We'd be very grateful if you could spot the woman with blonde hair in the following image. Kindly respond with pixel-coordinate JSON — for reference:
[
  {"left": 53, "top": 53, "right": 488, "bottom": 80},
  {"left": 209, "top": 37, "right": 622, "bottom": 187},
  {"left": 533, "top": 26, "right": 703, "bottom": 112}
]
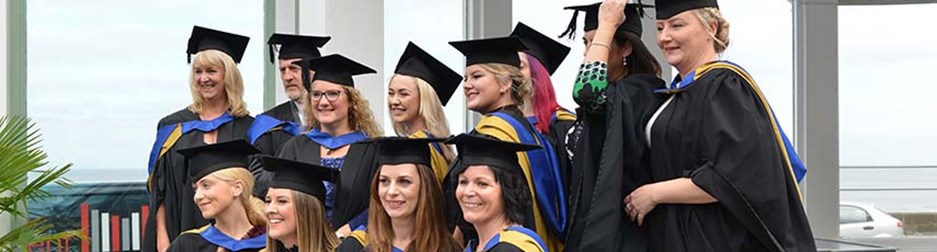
[
  {"left": 277, "top": 54, "right": 382, "bottom": 238},
  {"left": 620, "top": 0, "right": 816, "bottom": 250},
  {"left": 387, "top": 42, "right": 462, "bottom": 183},
  {"left": 167, "top": 140, "right": 268, "bottom": 252},
  {"left": 261, "top": 157, "right": 340, "bottom": 252},
  {"left": 448, "top": 37, "right": 563, "bottom": 252},
  {"left": 336, "top": 137, "right": 462, "bottom": 252},
  {"left": 144, "top": 26, "right": 254, "bottom": 252}
]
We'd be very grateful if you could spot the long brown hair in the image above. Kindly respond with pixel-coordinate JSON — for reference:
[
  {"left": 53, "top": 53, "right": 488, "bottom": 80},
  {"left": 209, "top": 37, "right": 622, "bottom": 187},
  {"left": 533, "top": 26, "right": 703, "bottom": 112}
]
[
  {"left": 366, "top": 164, "right": 461, "bottom": 252},
  {"left": 302, "top": 85, "right": 383, "bottom": 137},
  {"left": 266, "top": 190, "right": 339, "bottom": 252}
]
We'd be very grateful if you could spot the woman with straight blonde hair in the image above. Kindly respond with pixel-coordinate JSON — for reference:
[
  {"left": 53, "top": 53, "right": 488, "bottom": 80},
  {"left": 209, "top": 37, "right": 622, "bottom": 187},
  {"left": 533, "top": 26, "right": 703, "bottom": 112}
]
[
  {"left": 144, "top": 26, "right": 254, "bottom": 252},
  {"left": 277, "top": 54, "right": 382, "bottom": 238},
  {"left": 336, "top": 137, "right": 461, "bottom": 252},
  {"left": 387, "top": 42, "right": 462, "bottom": 183},
  {"left": 167, "top": 140, "right": 268, "bottom": 252},
  {"left": 261, "top": 157, "right": 340, "bottom": 252},
  {"left": 448, "top": 37, "right": 564, "bottom": 252}
]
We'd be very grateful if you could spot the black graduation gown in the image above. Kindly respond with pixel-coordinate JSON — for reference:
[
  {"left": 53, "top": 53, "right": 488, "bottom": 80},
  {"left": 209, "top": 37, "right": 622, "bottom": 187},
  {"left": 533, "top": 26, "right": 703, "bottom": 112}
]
[
  {"left": 166, "top": 225, "right": 267, "bottom": 252},
  {"left": 250, "top": 101, "right": 301, "bottom": 198},
  {"left": 539, "top": 109, "right": 576, "bottom": 195},
  {"left": 644, "top": 65, "right": 815, "bottom": 251},
  {"left": 276, "top": 134, "right": 379, "bottom": 230},
  {"left": 143, "top": 109, "right": 254, "bottom": 252},
  {"left": 565, "top": 74, "right": 664, "bottom": 252}
]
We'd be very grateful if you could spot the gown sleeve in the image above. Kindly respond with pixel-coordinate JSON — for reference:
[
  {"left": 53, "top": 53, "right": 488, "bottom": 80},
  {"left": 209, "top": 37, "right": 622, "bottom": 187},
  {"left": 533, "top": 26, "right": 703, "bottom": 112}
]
[{"left": 689, "top": 68, "right": 815, "bottom": 251}]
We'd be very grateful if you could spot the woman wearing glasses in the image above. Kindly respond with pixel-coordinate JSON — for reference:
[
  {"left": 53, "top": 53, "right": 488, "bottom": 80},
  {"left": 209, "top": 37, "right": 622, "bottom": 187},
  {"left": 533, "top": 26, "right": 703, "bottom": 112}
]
[{"left": 276, "top": 54, "right": 383, "bottom": 239}]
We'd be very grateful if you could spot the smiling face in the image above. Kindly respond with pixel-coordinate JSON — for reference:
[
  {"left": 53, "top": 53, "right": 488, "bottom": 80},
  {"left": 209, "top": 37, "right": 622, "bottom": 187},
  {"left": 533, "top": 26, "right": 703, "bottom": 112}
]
[
  {"left": 192, "top": 62, "right": 227, "bottom": 102},
  {"left": 463, "top": 65, "right": 510, "bottom": 113},
  {"left": 193, "top": 174, "right": 241, "bottom": 220},
  {"left": 264, "top": 188, "right": 297, "bottom": 244},
  {"left": 456, "top": 165, "right": 505, "bottom": 225},
  {"left": 387, "top": 75, "right": 422, "bottom": 125},
  {"left": 279, "top": 58, "right": 308, "bottom": 101},
  {"left": 378, "top": 163, "right": 421, "bottom": 220},
  {"left": 656, "top": 10, "right": 718, "bottom": 72},
  {"left": 309, "top": 81, "right": 350, "bottom": 128}
]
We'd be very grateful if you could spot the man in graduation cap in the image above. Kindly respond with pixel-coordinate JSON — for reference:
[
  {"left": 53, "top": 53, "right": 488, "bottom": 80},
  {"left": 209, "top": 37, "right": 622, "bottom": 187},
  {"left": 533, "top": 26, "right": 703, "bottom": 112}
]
[
  {"left": 277, "top": 53, "right": 382, "bottom": 238},
  {"left": 144, "top": 26, "right": 253, "bottom": 252},
  {"left": 248, "top": 33, "right": 331, "bottom": 198},
  {"left": 164, "top": 140, "right": 267, "bottom": 252}
]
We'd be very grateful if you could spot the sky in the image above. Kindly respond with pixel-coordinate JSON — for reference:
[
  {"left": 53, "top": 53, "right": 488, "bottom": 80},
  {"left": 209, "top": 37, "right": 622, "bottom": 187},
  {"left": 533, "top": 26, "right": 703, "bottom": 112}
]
[{"left": 24, "top": 0, "right": 937, "bottom": 183}]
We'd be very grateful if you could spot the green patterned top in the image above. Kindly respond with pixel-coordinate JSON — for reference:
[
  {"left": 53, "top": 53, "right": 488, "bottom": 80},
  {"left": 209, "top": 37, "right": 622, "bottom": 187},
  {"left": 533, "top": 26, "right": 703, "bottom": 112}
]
[{"left": 573, "top": 61, "right": 609, "bottom": 113}]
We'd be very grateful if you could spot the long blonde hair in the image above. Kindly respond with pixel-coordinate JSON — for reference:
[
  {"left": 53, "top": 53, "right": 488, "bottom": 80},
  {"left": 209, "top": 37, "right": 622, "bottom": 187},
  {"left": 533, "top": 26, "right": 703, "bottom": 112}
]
[
  {"left": 187, "top": 49, "right": 250, "bottom": 117},
  {"left": 390, "top": 75, "right": 455, "bottom": 161},
  {"left": 366, "top": 164, "right": 462, "bottom": 252},
  {"left": 477, "top": 63, "right": 530, "bottom": 110},
  {"left": 302, "top": 85, "right": 383, "bottom": 138},
  {"left": 266, "top": 190, "right": 339, "bottom": 252},
  {"left": 208, "top": 168, "right": 267, "bottom": 227}
]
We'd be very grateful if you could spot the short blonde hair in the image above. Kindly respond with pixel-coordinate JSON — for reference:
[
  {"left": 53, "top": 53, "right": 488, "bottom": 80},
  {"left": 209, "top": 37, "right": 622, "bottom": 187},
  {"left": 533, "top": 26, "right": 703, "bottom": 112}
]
[
  {"left": 266, "top": 190, "right": 338, "bottom": 252},
  {"left": 477, "top": 63, "right": 530, "bottom": 110},
  {"left": 187, "top": 49, "right": 250, "bottom": 117},
  {"left": 302, "top": 85, "right": 383, "bottom": 138},
  {"left": 694, "top": 7, "right": 731, "bottom": 54},
  {"left": 207, "top": 168, "right": 266, "bottom": 227},
  {"left": 390, "top": 75, "right": 455, "bottom": 161}
]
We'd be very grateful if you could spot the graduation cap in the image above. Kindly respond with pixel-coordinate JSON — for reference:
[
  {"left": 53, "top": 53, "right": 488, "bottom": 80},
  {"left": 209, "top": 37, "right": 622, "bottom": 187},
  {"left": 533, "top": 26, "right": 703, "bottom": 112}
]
[
  {"left": 655, "top": 0, "right": 718, "bottom": 20},
  {"left": 449, "top": 37, "right": 528, "bottom": 68},
  {"left": 446, "top": 134, "right": 540, "bottom": 177},
  {"left": 266, "top": 33, "right": 331, "bottom": 64},
  {"left": 375, "top": 137, "right": 446, "bottom": 168},
  {"left": 558, "top": 2, "right": 653, "bottom": 39},
  {"left": 510, "top": 22, "right": 570, "bottom": 75},
  {"left": 292, "top": 54, "right": 376, "bottom": 88},
  {"left": 187, "top": 26, "right": 250, "bottom": 64},
  {"left": 177, "top": 140, "right": 260, "bottom": 182},
  {"left": 261, "top": 156, "right": 338, "bottom": 202},
  {"left": 395, "top": 42, "right": 462, "bottom": 106}
]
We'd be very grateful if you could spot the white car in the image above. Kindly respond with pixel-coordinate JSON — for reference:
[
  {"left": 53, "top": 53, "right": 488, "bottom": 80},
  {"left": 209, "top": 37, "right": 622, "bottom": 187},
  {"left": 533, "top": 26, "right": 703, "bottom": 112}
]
[{"left": 840, "top": 202, "right": 904, "bottom": 238}]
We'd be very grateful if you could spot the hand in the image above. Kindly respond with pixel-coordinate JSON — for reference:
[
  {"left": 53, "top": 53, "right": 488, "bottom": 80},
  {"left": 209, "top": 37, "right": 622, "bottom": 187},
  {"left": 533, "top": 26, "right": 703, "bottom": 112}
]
[
  {"left": 624, "top": 183, "right": 660, "bottom": 226},
  {"left": 598, "top": 0, "right": 627, "bottom": 30},
  {"left": 336, "top": 224, "right": 352, "bottom": 238}
]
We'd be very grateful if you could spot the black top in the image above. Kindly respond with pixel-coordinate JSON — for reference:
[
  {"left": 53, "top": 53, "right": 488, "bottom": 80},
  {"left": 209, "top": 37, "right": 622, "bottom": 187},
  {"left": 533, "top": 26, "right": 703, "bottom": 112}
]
[
  {"left": 261, "top": 156, "right": 337, "bottom": 202},
  {"left": 395, "top": 42, "right": 463, "bottom": 106},
  {"left": 177, "top": 140, "right": 259, "bottom": 182},
  {"left": 294, "top": 54, "right": 376, "bottom": 88},
  {"left": 560, "top": 2, "right": 652, "bottom": 38},
  {"left": 565, "top": 74, "right": 664, "bottom": 251},
  {"left": 187, "top": 26, "right": 250, "bottom": 63},
  {"left": 450, "top": 37, "right": 528, "bottom": 68},
  {"left": 266, "top": 33, "right": 331, "bottom": 63},
  {"left": 655, "top": 0, "right": 718, "bottom": 19},
  {"left": 510, "top": 22, "right": 570, "bottom": 75},
  {"left": 375, "top": 137, "right": 445, "bottom": 167}
]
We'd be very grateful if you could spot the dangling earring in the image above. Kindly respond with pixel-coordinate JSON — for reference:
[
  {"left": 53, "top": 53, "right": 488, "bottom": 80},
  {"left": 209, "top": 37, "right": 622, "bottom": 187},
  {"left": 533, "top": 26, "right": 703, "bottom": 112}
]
[{"left": 622, "top": 56, "right": 628, "bottom": 66}]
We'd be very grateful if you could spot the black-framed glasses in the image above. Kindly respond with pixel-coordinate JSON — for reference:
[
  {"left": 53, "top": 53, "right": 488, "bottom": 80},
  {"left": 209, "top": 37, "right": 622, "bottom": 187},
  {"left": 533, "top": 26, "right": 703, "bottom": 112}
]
[{"left": 311, "top": 90, "right": 343, "bottom": 102}]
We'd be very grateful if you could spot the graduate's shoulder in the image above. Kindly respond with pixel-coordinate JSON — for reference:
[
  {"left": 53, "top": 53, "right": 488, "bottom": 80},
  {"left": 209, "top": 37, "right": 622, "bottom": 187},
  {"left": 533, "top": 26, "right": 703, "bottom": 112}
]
[
  {"left": 157, "top": 108, "right": 198, "bottom": 128},
  {"left": 261, "top": 101, "right": 294, "bottom": 117}
]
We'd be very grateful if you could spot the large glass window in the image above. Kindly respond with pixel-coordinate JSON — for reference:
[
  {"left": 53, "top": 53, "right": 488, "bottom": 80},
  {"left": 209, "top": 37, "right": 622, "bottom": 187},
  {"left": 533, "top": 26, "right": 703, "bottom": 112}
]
[
  {"left": 839, "top": 3, "right": 937, "bottom": 240},
  {"left": 27, "top": 1, "right": 266, "bottom": 182}
]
